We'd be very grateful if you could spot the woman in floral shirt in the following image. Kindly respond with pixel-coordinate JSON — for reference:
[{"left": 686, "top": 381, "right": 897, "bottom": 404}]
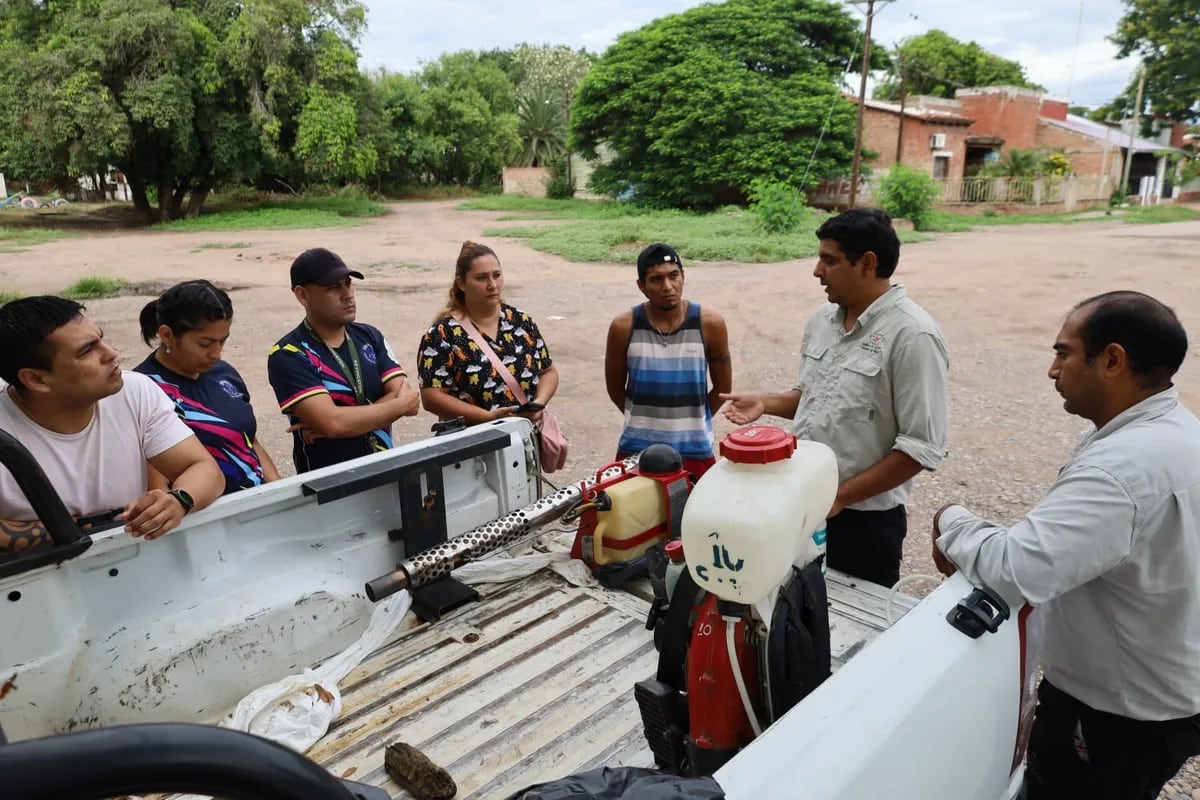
[{"left": 417, "top": 241, "right": 560, "bottom": 426}]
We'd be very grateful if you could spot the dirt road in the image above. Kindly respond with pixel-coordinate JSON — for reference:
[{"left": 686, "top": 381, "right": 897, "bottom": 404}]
[
  {"left": 4, "top": 201, "right": 1199, "bottom": 580},
  {"left": 4, "top": 200, "right": 1200, "bottom": 795}
]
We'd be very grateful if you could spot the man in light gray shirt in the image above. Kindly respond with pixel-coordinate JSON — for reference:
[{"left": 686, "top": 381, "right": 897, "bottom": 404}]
[
  {"left": 723, "top": 209, "right": 949, "bottom": 587},
  {"left": 933, "top": 291, "right": 1200, "bottom": 800}
]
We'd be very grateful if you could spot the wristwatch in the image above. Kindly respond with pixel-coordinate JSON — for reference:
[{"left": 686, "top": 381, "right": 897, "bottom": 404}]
[{"left": 168, "top": 488, "right": 195, "bottom": 515}]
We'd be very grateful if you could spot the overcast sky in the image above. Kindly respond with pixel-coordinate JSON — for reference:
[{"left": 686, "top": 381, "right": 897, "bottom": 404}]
[{"left": 357, "top": 0, "right": 1136, "bottom": 108}]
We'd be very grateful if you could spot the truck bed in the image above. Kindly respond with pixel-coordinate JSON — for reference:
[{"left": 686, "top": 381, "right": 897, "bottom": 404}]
[{"left": 306, "top": 569, "right": 915, "bottom": 799}]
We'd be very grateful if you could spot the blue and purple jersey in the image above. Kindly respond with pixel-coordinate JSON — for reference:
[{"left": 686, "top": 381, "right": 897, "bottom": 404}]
[
  {"left": 133, "top": 355, "right": 266, "bottom": 495},
  {"left": 267, "top": 321, "right": 407, "bottom": 473}
]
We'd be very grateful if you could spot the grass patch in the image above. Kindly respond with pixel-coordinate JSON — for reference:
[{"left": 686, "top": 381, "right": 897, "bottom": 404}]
[
  {"left": 191, "top": 241, "right": 251, "bottom": 251},
  {"left": 921, "top": 210, "right": 1098, "bottom": 230},
  {"left": 922, "top": 204, "right": 1200, "bottom": 232},
  {"left": 359, "top": 258, "right": 426, "bottom": 270},
  {"left": 0, "top": 227, "right": 76, "bottom": 253},
  {"left": 1121, "top": 205, "right": 1200, "bottom": 224},
  {"left": 63, "top": 276, "right": 128, "bottom": 300},
  {"left": 157, "top": 194, "right": 388, "bottom": 232},
  {"left": 0, "top": 291, "right": 23, "bottom": 306},
  {"left": 467, "top": 197, "right": 933, "bottom": 263}
]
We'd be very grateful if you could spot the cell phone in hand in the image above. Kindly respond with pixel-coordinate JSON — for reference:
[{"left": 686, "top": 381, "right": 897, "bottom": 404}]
[{"left": 517, "top": 401, "right": 545, "bottom": 413}]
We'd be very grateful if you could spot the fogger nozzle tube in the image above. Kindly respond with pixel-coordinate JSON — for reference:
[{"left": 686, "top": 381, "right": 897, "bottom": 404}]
[
  {"left": 364, "top": 458, "right": 638, "bottom": 602},
  {"left": 365, "top": 566, "right": 411, "bottom": 602}
]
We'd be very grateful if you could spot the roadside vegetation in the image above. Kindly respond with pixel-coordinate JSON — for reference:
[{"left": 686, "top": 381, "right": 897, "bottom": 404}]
[
  {"left": 62, "top": 276, "right": 128, "bottom": 300},
  {"left": 460, "top": 196, "right": 1200, "bottom": 263},
  {"left": 463, "top": 197, "right": 922, "bottom": 263},
  {"left": 155, "top": 191, "right": 388, "bottom": 232},
  {"left": 0, "top": 227, "right": 76, "bottom": 253},
  {"left": 922, "top": 204, "right": 1200, "bottom": 232}
]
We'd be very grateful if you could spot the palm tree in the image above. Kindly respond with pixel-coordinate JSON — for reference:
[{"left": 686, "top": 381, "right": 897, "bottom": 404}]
[{"left": 517, "top": 85, "right": 567, "bottom": 168}]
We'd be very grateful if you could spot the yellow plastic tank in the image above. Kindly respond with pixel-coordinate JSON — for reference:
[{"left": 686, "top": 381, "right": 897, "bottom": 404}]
[{"left": 592, "top": 475, "right": 669, "bottom": 565}]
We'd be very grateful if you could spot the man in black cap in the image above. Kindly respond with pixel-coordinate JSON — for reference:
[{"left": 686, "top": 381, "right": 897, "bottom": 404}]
[
  {"left": 604, "top": 242, "right": 732, "bottom": 477},
  {"left": 267, "top": 248, "right": 419, "bottom": 473}
]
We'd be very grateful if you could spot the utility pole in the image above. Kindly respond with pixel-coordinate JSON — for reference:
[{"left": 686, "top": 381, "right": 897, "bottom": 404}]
[
  {"left": 848, "top": 0, "right": 893, "bottom": 208},
  {"left": 1119, "top": 64, "right": 1146, "bottom": 203},
  {"left": 895, "top": 56, "right": 906, "bottom": 165}
]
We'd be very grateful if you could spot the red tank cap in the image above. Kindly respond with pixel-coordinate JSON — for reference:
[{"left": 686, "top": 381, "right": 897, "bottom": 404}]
[
  {"left": 719, "top": 425, "right": 796, "bottom": 464},
  {"left": 665, "top": 540, "right": 685, "bottom": 562}
]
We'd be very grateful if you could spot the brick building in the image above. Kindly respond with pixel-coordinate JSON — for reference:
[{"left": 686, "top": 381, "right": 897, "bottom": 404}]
[
  {"left": 859, "top": 97, "right": 974, "bottom": 178},
  {"left": 852, "top": 85, "right": 1187, "bottom": 202}
]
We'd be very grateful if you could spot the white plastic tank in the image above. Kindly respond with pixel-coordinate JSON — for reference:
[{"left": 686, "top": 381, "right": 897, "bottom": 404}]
[{"left": 681, "top": 425, "right": 838, "bottom": 604}]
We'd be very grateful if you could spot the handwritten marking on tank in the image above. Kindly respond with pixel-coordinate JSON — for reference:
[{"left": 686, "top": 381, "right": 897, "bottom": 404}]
[{"left": 692, "top": 531, "right": 743, "bottom": 589}]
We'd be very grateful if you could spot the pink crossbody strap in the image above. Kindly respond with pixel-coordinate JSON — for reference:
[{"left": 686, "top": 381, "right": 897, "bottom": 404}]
[{"left": 452, "top": 312, "right": 530, "bottom": 405}]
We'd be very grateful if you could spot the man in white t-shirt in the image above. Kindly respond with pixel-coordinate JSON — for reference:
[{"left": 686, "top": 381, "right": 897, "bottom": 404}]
[{"left": 0, "top": 296, "right": 223, "bottom": 555}]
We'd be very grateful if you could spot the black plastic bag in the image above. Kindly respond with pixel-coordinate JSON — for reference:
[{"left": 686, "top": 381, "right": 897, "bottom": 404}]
[{"left": 503, "top": 765, "right": 725, "bottom": 800}]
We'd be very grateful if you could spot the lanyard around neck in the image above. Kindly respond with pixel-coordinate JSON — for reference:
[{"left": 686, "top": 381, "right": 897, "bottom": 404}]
[{"left": 306, "top": 321, "right": 366, "bottom": 406}]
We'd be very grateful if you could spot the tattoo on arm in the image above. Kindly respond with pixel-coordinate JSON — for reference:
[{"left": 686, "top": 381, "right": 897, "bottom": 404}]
[
  {"left": 0, "top": 519, "right": 52, "bottom": 556},
  {"left": 708, "top": 352, "right": 732, "bottom": 365}
]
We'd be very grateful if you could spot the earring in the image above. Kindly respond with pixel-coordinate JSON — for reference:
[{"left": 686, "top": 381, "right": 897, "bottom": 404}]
[{"left": 163, "top": 345, "right": 172, "bottom": 354}]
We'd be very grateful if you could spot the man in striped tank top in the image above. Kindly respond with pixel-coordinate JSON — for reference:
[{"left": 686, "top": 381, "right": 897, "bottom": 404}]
[{"left": 605, "top": 243, "right": 732, "bottom": 477}]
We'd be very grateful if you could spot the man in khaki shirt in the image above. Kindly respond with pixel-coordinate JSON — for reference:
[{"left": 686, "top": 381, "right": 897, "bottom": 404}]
[{"left": 723, "top": 209, "right": 949, "bottom": 587}]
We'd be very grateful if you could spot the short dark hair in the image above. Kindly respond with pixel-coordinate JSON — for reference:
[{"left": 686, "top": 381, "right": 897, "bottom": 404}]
[
  {"left": 815, "top": 208, "right": 900, "bottom": 278},
  {"left": 0, "top": 296, "right": 86, "bottom": 391},
  {"left": 139, "top": 280, "right": 234, "bottom": 346},
  {"left": 1074, "top": 291, "right": 1188, "bottom": 387}
]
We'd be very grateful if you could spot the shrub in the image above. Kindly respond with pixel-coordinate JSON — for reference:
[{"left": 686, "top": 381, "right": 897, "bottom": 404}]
[
  {"left": 544, "top": 157, "right": 576, "bottom": 200},
  {"left": 748, "top": 180, "right": 809, "bottom": 234},
  {"left": 876, "top": 165, "right": 940, "bottom": 230}
]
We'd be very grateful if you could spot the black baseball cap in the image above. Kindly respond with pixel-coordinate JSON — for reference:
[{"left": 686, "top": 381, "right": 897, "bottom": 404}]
[
  {"left": 289, "top": 248, "right": 364, "bottom": 288},
  {"left": 637, "top": 243, "right": 683, "bottom": 273}
]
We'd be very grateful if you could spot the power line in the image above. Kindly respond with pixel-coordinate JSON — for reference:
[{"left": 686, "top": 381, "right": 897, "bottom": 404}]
[
  {"left": 800, "top": 29, "right": 864, "bottom": 189},
  {"left": 847, "top": 0, "right": 895, "bottom": 207},
  {"left": 1065, "top": 0, "right": 1084, "bottom": 99}
]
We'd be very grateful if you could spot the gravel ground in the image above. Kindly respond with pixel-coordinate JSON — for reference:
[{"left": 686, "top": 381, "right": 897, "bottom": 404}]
[{"left": 3, "top": 203, "right": 1198, "bottom": 794}]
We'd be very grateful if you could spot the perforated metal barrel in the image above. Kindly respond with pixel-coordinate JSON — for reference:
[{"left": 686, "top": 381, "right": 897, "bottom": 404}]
[{"left": 365, "top": 458, "right": 638, "bottom": 602}]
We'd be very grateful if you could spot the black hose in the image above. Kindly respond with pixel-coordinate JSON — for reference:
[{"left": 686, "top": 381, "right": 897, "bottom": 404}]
[{"left": 0, "top": 722, "right": 357, "bottom": 800}]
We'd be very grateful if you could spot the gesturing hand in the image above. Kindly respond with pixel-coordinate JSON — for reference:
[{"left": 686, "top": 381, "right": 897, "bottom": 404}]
[{"left": 719, "top": 392, "right": 765, "bottom": 425}]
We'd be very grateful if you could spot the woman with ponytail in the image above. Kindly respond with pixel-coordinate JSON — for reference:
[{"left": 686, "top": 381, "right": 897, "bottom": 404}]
[
  {"left": 135, "top": 280, "right": 280, "bottom": 494},
  {"left": 417, "top": 241, "right": 559, "bottom": 426}
]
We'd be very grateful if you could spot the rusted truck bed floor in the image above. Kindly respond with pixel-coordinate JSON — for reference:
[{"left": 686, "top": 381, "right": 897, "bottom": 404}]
[{"left": 305, "top": 569, "right": 912, "bottom": 800}]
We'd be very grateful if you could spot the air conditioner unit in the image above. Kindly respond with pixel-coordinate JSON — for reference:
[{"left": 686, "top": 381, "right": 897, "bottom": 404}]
[{"left": 929, "top": 133, "right": 947, "bottom": 149}]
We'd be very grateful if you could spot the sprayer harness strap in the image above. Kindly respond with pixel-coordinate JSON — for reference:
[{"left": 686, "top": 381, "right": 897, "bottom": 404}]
[
  {"left": 664, "top": 475, "right": 690, "bottom": 541},
  {"left": 656, "top": 567, "right": 702, "bottom": 691}
]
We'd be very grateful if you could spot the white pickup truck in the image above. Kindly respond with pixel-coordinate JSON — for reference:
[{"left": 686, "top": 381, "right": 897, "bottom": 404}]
[{"left": 0, "top": 418, "right": 1032, "bottom": 799}]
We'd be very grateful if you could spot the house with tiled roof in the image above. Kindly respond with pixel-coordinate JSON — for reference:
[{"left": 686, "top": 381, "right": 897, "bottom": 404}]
[{"left": 839, "top": 85, "right": 1191, "bottom": 207}]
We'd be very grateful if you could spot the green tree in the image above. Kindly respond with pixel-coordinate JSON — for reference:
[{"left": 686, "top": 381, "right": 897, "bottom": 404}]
[
  {"left": 1110, "top": 0, "right": 1200, "bottom": 122},
  {"left": 571, "top": 0, "right": 868, "bottom": 210},
  {"left": 516, "top": 84, "right": 568, "bottom": 167},
  {"left": 366, "top": 70, "right": 441, "bottom": 191},
  {"left": 511, "top": 44, "right": 594, "bottom": 101},
  {"left": 874, "top": 30, "right": 1042, "bottom": 100},
  {"left": 419, "top": 51, "right": 522, "bottom": 187},
  {"left": 0, "top": 0, "right": 369, "bottom": 221},
  {"left": 511, "top": 44, "right": 594, "bottom": 180}
]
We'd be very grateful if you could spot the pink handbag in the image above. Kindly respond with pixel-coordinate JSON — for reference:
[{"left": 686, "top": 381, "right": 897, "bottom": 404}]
[{"left": 453, "top": 313, "right": 568, "bottom": 473}]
